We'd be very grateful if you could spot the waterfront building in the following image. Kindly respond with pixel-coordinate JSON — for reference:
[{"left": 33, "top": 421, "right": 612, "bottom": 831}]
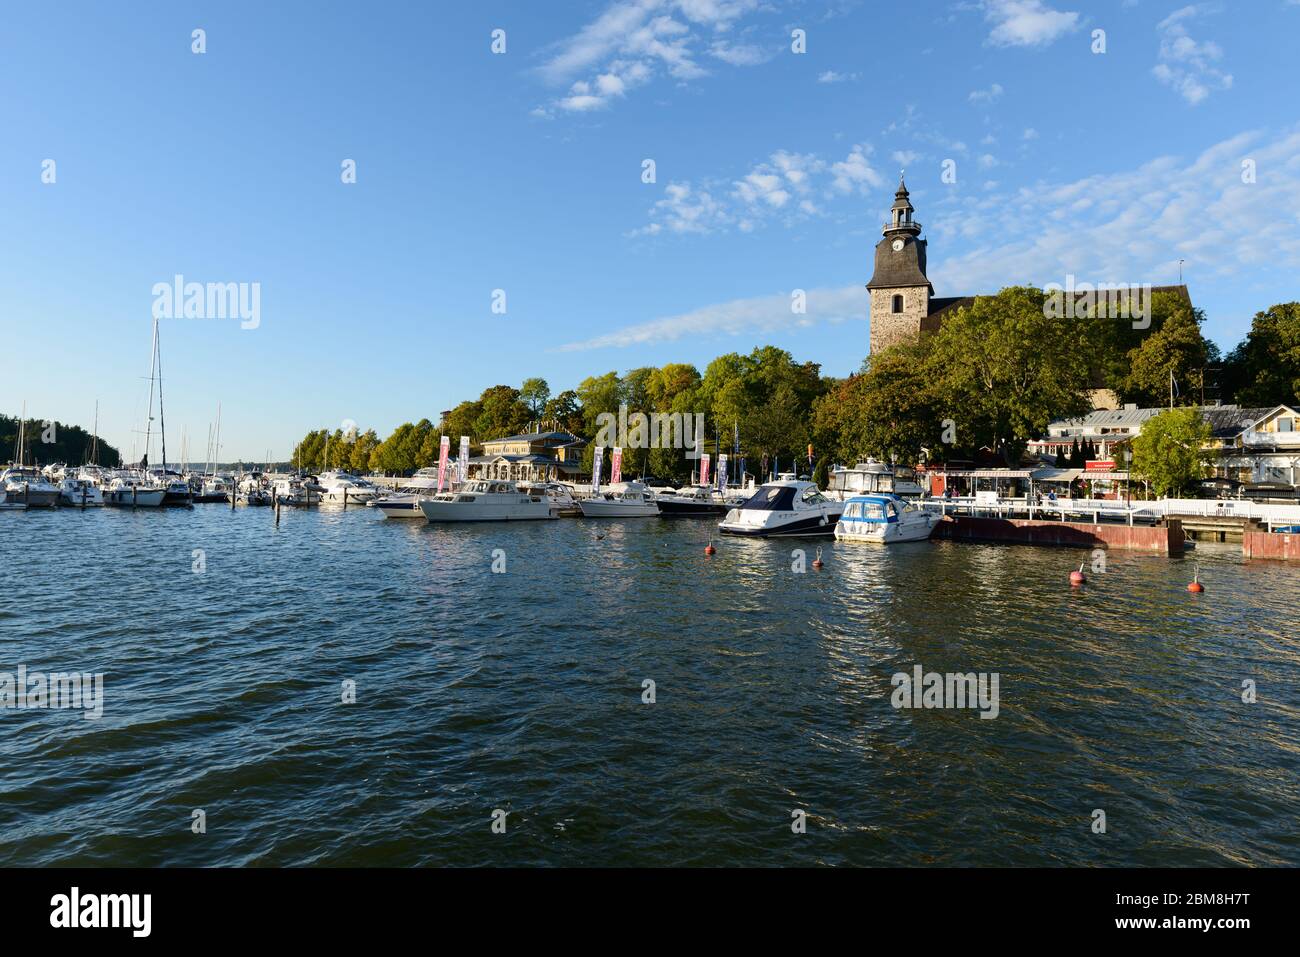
[
  {"left": 1031, "top": 403, "right": 1300, "bottom": 486},
  {"left": 470, "top": 430, "right": 587, "bottom": 483}
]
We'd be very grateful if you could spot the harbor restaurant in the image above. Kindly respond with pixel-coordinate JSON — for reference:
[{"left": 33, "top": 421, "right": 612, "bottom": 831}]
[
  {"left": 923, "top": 464, "right": 1131, "bottom": 501},
  {"left": 468, "top": 430, "right": 587, "bottom": 484}
]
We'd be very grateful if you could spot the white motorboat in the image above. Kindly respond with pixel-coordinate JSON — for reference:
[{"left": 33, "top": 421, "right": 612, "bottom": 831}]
[
  {"left": 419, "top": 479, "right": 555, "bottom": 522},
  {"left": 834, "top": 494, "right": 937, "bottom": 544},
  {"left": 317, "top": 470, "right": 381, "bottom": 505},
  {"left": 656, "top": 485, "right": 727, "bottom": 517},
  {"left": 236, "top": 472, "right": 273, "bottom": 506},
  {"left": 577, "top": 481, "right": 660, "bottom": 518},
  {"left": 1, "top": 467, "right": 61, "bottom": 508},
  {"left": 371, "top": 490, "right": 425, "bottom": 519},
  {"left": 272, "top": 475, "right": 323, "bottom": 506},
  {"left": 59, "top": 472, "right": 105, "bottom": 507},
  {"left": 827, "top": 459, "right": 925, "bottom": 500},
  {"left": 717, "top": 474, "right": 843, "bottom": 537},
  {"left": 103, "top": 471, "right": 167, "bottom": 507},
  {"left": 522, "top": 481, "right": 582, "bottom": 517}
]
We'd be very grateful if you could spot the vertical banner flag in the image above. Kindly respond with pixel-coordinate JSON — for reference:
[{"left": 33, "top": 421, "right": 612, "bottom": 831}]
[
  {"left": 592, "top": 446, "right": 604, "bottom": 495},
  {"left": 436, "top": 435, "right": 451, "bottom": 492},
  {"left": 611, "top": 446, "right": 623, "bottom": 485},
  {"left": 700, "top": 453, "right": 711, "bottom": 488},
  {"left": 458, "top": 436, "right": 470, "bottom": 484},
  {"left": 718, "top": 453, "right": 728, "bottom": 492}
]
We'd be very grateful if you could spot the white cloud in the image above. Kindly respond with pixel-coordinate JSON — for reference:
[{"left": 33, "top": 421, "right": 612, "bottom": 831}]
[
  {"left": 534, "top": 0, "right": 765, "bottom": 114},
  {"left": 1152, "top": 5, "right": 1233, "bottom": 105},
  {"left": 629, "top": 181, "right": 730, "bottom": 236},
  {"left": 709, "top": 40, "right": 771, "bottom": 65},
  {"left": 1022, "top": 127, "right": 1039, "bottom": 140},
  {"left": 817, "top": 70, "right": 859, "bottom": 83},
  {"left": 557, "top": 285, "right": 868, "bottom": 351},
  {"left": 968, "top": 82, "right": 1005, "bottom": 105},
  {"left": 830, "top": 144, "right": 884, "bottom": 194},
  {"left": 891, "top": 150, "right": 921, "bottom": 167},
  {"left": 981, "top": 0, "right": 1080, "bottom": 47}
]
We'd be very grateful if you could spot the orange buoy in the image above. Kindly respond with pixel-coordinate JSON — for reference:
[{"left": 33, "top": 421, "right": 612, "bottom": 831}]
[
  {"left": 1188, "top": 566, "right": 1204, "bottom": 593},
  {"left": 1069, "top": 561, "right": 1086, "bottom": 586},
  {"left": 705, "top": 539, "right": 716, "bottom": 556},
  {"left": 812, "top": 546, "right": 824, "bottom": 570}
]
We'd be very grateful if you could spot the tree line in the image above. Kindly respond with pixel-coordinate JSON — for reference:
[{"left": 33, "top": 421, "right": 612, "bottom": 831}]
[
  {"left": 288, "top": 292, "right": 1299, "bottom": 482},
  {"left": 1, "top": 414, "right": 122, "bottom": 467}
]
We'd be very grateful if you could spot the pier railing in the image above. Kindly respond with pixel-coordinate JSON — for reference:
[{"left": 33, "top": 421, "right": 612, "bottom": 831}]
[{"left": 921, "top": 496, "right": 1300, "bottom": 528}]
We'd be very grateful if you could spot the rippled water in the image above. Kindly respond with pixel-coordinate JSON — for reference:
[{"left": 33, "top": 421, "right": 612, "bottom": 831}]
[{"left": 1, "top": 504, "right": 1297, "bottom": 866}]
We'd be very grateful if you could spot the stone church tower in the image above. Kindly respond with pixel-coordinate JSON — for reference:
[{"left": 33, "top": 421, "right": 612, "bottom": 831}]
[{"left": 867, "top": 175, "right": 934, "bottom": 355}]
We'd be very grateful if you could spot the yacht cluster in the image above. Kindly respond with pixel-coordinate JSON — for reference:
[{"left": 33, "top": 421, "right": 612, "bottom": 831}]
[{"left": 2, "top": 460, "right": 938, "bottom": 543}]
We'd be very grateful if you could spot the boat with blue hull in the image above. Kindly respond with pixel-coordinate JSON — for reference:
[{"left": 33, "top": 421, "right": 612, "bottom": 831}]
[{"left": 834, "top": 493, "right": 937, "bottom": 544}]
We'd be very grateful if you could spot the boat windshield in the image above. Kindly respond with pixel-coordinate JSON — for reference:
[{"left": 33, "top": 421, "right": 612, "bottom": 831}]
[{"left": 741, "top": 485, "right": 797, "bottom": 511}]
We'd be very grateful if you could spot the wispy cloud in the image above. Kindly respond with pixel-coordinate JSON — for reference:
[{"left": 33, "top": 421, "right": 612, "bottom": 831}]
[
  {"left": 630, "top": 144, "right": 883, "bottom": 236},
  {"left": 981, "top": 0, "right": 1080, "bottom": 47},
  {"left": 1152, "top": 4, "right": 1233, "bottom": 105},
  {"left": 968, "top": 82, "right": 1005, "bottom": 105},
  {"left": 533, "top": 0, "right": 767, "bottom": 115},
  {"left": 557, "top": 286, "right": 868, "bottom": 351},
  {"left": 817, "top": 69, "right": 859, "bottom": 83}
]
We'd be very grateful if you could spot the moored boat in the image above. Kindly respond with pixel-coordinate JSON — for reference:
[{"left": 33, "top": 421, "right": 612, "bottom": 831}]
[
  {"left": 317, "top": 470, "right": 381, "bottom": 505},
  {"left": 656, "top": 485, "right": 727, "bottom": 516},
  {"left": 1, "top": 467, "right": 61, "bottom": 508},
  {"left": 834, "top": 493, "right": 937, "bottom": 544},
  {"left": 419, "top": 479, "right": 554, "bottom": 522},
  {"left": 103, "top": 471, "right": 167, "bottom": 507},
  {"left": 717, "top": 474, "right": 842, "bottom": 537},
  {"left": 577, "top": 481, "right": 659, "bottom": 517}
]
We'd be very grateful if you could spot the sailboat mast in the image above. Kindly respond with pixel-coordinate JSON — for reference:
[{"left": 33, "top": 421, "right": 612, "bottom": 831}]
[
  {"left": 144, "top": 318, "right": 159, "bottom": 467},
  {"left": 156, "top": 319, "right": 169, "bottom": 473}
]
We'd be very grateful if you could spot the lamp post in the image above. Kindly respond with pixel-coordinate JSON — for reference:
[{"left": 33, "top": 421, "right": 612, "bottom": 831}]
[{"left": 1123, "top": 447, "right": 1132, "bottom": 508}]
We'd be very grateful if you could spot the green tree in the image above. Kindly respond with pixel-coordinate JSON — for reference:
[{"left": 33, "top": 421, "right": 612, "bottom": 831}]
[
  {"left": 813, "top": 343, "right": 942, "bottom": 465},
  {"left": 1121, "top": 295, "right": 1210, "bottom": 406},
  {"left": 1222, "top": 302, "right": 1300, "bottom": 407},
  {"left": 1130, "top": 407, "right": 1211, "bottom": 497},
  {"left": 520, "top": 378, "right": 551, "bottom": 417},
  {"left": 929, "top": 287, "right": 1093, "bottom": 464}
]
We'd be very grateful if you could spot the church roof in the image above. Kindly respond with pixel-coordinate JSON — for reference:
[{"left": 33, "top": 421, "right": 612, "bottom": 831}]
[{"left": 927, "top": 296, "right": 975, "bottom": 319}]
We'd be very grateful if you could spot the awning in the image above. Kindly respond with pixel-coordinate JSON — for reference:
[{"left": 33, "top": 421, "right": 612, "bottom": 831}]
[
  {"left": 1080, "top": 471, "right": 1130, "bottom": 481},
  {"left": 967, "top": 469, "right": 1034, "bottom": 479},
  {"left": 1031, "top": 468, "right": 1084, "bottom": 482}
]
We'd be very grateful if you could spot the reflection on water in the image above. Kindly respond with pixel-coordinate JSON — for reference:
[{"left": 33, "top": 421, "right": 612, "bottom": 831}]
[{"left": 0, "top": 506, "right": 1296, "bottom": 866}]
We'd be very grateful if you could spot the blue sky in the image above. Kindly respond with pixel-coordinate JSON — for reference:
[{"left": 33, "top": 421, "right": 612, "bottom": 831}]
[{"left": 3, "top": 0, "right": 1299, "bottom": 461}]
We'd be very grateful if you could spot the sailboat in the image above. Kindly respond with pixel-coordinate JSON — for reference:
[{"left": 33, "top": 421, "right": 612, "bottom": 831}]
[
  {"left": 139, "top": 316, "right": 192, "bottom": 506},
  {"left": 2, "top": 402, "right": 61, "bottom": 508}
]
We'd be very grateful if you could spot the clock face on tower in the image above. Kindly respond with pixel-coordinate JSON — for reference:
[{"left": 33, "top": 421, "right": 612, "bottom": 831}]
[{"left": 891, "top": 239, "right": 905, "bottom": 251}]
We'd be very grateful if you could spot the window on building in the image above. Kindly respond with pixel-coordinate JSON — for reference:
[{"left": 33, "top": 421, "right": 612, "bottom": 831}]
[
  {"left": 1280, "top": 417, "right": 1294, "bottom": 433},
  {"left": 892, "top": 294, "right": 904, "bottom": 313}
]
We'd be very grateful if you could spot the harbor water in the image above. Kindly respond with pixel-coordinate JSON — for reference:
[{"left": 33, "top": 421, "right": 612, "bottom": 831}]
[{"left": 1, "top": 505, "right": 1297, "bottom": 866}]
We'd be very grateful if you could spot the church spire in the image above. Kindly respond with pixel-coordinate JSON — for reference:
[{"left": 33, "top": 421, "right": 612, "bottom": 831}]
[{"left": 884, "top": 172, "right": 921, "bottom": 237}]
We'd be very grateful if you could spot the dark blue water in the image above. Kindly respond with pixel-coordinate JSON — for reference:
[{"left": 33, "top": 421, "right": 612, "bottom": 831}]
[{"left": 1, "top": 504, "right": 1297, "bottom": 866}]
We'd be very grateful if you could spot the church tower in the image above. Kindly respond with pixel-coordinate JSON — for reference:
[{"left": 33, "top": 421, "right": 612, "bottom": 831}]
[{"left": 866, "top": 174, "right": 933, "bottom": 355}]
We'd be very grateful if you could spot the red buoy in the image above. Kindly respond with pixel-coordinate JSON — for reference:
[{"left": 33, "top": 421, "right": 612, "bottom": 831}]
[
  {"left": 705, "top": 540, "right": 716, "bottom": 556},
  {"left": 812, "top": 547, "right": 824, "bottom": 570},
  {"left": 1188, "top": 566, "right": 1204, "bottom": 593},
  {"left": 1069, "top": 562, "right": 1086, "bottom": 586}
]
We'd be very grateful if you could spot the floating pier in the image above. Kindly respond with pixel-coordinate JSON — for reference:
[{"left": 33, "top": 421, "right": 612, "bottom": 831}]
[{"left": 932, "top": 515, "right": 1185, "bottom": 554}]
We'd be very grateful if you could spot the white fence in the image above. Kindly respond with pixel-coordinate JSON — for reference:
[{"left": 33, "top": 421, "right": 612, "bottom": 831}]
[{"left": 922, "top": 495, "right": 1300, "bottom": 528}]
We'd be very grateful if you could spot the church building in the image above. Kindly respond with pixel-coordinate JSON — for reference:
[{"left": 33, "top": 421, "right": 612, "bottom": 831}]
[{"left": 866, "top": 174, "right": 973, "bottom": 356}]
